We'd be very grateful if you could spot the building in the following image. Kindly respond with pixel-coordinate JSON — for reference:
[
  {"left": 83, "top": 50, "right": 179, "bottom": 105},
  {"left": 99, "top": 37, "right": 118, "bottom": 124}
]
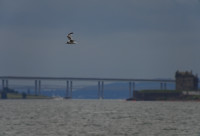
[{"left": 175, "top": 71, "right": 198, "bottom": 91}]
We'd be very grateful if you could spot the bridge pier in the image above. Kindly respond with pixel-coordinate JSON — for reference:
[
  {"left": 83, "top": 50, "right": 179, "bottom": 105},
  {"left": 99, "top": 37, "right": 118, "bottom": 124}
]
[
  {"left": 101, "top": 81, "right": 104, "bottom": 99},
  {"left": 66, "top": 80, "right": 69, "bottom": 98},
  {"left": 70, "top": 81, "right": 73, "bottom": 98},
  {"left": 34, "top": 80, "right": 42, "bottom": 95},
  {"left": 160, "top": 82, "right": 167, "bottom": 90},
  {"left": 164, "top": 83, "right": 167, "bottom": 90},
  {"left": 129, "top": 82, "right": 132, "bottom": 97},
  {"left": 2, "top": 80, "right": 5, "bottom": 90},
  {"left": 5, "top": 80, "right": 8, "bottom": 88},
  {"left": 98, "top": 81, "right": 104, "bottom": 99},
  {"left": 66, "top": 80, "right": 73, "bottom": 98},
  {"left": 35, "top": 80, "right": 38, "bottom": 95},
  {"left": 1, "top": 79, "right": 9, "bottom": 91},
  {"left": 38, "top": 80, "right": 41, "bottom": 95},
  {"left": 98, "top": 81, "right": 100, "bottom": 98},
  {"left": 129, "top": 82, "right": 135, "bottom": 98},
  {"left": 132, "top": 82, "right": 135, "bottom": 98},
  {"left": 160, "top": 82, "right": 166, "bottom": 90}
]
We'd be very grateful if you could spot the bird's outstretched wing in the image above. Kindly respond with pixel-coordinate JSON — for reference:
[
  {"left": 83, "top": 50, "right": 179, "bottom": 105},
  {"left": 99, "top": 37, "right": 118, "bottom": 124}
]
[{"left": 67, "top": 32, "right": 74, "bottom": 40}]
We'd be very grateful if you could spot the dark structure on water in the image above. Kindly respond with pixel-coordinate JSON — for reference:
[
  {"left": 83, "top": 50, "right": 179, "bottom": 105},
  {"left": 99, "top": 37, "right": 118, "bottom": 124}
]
[
  {"left": 131, "top": 71, "right": 199, "bottom": 101},
  {"left": 175, "top": 71, "right": 198, "bottom": 91}
]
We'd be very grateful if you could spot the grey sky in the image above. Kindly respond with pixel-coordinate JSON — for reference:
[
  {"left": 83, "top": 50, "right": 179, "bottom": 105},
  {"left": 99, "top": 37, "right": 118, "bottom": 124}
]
[{"left": 0, "top": 0, "right": 200, "bottom": 79}]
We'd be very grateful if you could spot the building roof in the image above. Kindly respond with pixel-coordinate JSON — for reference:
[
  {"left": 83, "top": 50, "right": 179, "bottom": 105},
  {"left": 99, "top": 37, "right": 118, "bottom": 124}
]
[{"left": 175, "top": 70, "right": 198, "bottom": 78}]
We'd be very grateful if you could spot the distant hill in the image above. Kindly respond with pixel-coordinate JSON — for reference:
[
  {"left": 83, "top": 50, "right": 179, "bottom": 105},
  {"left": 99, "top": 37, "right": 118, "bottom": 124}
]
[
  {"left": 72, "top": 82, "right": 175, "bottom": 99},
  {"left": 37, "top": 81, "right": 175, "bottom": 99}
]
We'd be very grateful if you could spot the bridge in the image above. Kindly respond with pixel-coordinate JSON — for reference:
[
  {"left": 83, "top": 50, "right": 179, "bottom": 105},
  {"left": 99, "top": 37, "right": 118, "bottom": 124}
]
[{"left": 0, "top": 76, "right": 175, "bottom": 99}]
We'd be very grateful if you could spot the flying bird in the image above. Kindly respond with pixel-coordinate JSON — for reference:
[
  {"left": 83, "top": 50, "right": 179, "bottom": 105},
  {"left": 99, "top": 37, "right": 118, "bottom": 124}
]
[{"left": 66, "top": 32, "right": 77, "bottom": 44}]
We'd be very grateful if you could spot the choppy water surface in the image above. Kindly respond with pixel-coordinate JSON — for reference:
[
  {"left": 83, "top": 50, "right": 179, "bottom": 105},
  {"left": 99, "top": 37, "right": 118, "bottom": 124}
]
[{"left": 0, "top": 99, "right": 200, "bottom": 136}]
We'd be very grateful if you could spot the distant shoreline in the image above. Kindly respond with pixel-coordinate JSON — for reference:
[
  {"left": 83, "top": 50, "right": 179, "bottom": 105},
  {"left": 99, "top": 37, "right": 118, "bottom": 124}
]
[{"left": 0, "top": 93, "right": 51, "bottom": 99}]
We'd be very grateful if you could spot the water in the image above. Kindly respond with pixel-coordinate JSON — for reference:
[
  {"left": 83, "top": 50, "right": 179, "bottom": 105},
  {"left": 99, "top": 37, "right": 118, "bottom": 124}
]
[{"left": 0, "top": 99, "right": 200, "bottom": 136}]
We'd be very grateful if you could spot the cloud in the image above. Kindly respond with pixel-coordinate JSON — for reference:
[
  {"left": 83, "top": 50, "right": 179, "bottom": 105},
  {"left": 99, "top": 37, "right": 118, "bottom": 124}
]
[
  {"left": 175, "top": 0, "right": 200, "bottom": 4},
  {"left": 1, "top": 0, "right": 200, "bottom": 78}
]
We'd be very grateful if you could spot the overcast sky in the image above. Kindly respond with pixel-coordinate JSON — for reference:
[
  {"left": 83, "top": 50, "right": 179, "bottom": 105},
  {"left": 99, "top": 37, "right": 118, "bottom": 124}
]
[{"left": 0, "top": 0, "right": 200, "bottom": 79}]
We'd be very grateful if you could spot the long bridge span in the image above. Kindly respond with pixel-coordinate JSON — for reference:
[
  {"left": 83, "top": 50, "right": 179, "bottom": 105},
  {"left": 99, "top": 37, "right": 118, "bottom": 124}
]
[{"left": 0, "top": 76, "right": 175, "bottom": 99}]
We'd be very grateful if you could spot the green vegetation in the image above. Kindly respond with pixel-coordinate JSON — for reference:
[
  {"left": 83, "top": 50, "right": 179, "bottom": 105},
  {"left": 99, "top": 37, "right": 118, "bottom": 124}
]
[
  {"left": 0, "top": 93, "right": 49, "bottom": 99},
  {"left": 0, "top": 93, "right": 50, "bottom": 99},
  {"left": 0, "top": 87, "right": 50, "bottom": 99}
]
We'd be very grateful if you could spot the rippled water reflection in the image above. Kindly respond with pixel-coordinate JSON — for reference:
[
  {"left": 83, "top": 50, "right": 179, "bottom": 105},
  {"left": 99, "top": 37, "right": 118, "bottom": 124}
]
[{"left": 0, "top": 100, "right": 200, "bottom": 136}]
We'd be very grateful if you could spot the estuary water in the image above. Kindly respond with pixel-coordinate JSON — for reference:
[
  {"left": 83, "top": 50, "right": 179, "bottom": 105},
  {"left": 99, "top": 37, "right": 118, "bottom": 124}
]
[{"left": 0, "top": 99, "right": 200, "bottom": 136}]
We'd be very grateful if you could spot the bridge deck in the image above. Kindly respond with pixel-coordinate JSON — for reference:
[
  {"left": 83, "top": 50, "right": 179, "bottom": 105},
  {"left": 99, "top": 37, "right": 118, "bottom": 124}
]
[{"left": 0, "top": 76, "right": 175, "bottom": 82}]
